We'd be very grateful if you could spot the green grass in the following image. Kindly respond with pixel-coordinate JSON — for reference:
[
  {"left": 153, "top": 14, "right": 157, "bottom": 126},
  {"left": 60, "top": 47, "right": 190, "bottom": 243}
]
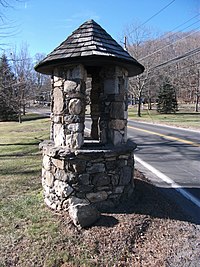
[{"left": 128, "top": 104, "right": 200, "bottom": 130}]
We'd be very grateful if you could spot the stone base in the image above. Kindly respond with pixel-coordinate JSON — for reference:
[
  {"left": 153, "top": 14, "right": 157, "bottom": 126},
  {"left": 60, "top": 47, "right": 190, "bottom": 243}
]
[{"left": 40, "top": 140, "right": 136, "bottom": 227}]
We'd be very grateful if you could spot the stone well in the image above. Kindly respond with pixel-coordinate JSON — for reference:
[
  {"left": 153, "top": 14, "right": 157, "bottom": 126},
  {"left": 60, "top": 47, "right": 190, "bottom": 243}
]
[{"left": 35, "top": 20, "right": 144, "bottom": 228}]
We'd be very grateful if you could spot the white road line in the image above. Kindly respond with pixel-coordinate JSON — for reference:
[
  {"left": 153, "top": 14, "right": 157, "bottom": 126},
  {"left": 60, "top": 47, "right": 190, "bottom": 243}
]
[{"left": 135, "top": 155, "right": 200, "bottom": 208}]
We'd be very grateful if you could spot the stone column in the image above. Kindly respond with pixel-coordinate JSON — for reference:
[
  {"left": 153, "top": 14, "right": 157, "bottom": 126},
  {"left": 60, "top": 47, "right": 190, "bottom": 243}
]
[
  {"left": 51, "top": 64, "right": 87, "bottom": 149},
  {"left": 99, "top": 66, "right": 129, "bottom": 146}
]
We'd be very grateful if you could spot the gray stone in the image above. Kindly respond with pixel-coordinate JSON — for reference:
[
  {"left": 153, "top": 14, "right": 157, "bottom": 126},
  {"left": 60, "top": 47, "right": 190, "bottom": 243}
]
[
  {"left": 109, "top": 119, "right": 126, "bottom": 130},
  {"left": 55, "top": 169, "right": 68, "bottom": 182},
  {"left": 67, "top": 123, "right": 83, "bottom": 133},
  {"left": 53, "top": 124, "right": 65, "bottom": 146},
  {"left": 66, "top": 133, "right": 84, "bottom": 149},
  {"left": 104, "top": 78, "right": 118, "bottom": 94},
  {"left": 119, "top": 166, "right": 132, "bottom": 185},
  {"left": 52, "top": 158, "right": 65, "bottom": 169},
  {"left": 68, "top": 98, "right": 82, "bottom": 115},
  {"left": 54, "top": 79, "right": 63, "bottom": 87},
  {"left": 92, "top": 173, "right": 110, "bottom": 186},
  {"left": 53, "top": 87, "right": 64, "bottom": 114},
  {"left": 114, "top": 186, "right": 124, "bottom": 194},
  {"left": 54, "top": 180, "right": 74, "bottom": 198},
  {"left": 86, "top": 191, "right": 108, "bottom": 203},
  {"left": 78, "top": 173, "right": 90, "bottom": 185},
  {"left": 64, "top": 80, "right": 77, "bottom": 92},
  {"left": 112, "top": 130, "right": 123, "bottom": 146},
  {"left": 71, "top": 160, "right": 86, "bottom": 173},
  {"left": 45, "top": 171, "right": 54, "bottom": 187},
  {"left": 43, "top": 155, "right": 51, "bottom": 171},
  {"left": 110, "top": 102, "right": 125, "bottom": 119},
  {"left": 68, "top": 203, "right": 100, "bottom": 228},
  {"left": 86, "top": 163, "right": 105, "bottom": 174}
]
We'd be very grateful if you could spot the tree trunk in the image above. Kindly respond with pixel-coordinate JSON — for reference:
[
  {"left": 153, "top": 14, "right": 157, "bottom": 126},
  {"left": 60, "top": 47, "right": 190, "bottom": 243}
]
[{"left": 137, "top": 91, "right": 142, "bottom": 117}]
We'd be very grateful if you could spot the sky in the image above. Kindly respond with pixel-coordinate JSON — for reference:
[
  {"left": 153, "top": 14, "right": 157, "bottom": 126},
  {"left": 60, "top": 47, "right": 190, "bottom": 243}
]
[{"left": 2, "top": 0, "right": 200, "bottom": 59}]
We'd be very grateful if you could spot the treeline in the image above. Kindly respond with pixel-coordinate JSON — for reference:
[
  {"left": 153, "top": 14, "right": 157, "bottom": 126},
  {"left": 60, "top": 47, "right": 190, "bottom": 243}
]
[
  {"left": 127, "top": 27, "right": 200, "bottom": 115},
  {"left": 0, "top": 46, "right": 50, "bottom": 121}
]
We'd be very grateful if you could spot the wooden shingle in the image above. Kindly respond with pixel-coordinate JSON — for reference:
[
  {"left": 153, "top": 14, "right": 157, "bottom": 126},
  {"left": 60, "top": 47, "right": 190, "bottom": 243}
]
[{"left": 35, "top": 20, "right": 144, "bottom": 76}]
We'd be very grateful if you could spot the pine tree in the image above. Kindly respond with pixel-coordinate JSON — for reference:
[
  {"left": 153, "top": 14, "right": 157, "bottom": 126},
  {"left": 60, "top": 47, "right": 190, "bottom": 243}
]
[
  {"left": 0, "top": 54, "right": 18, "bottom": 120},
  {"left": 157, "top": 80, "right": 178, "bottom": 114}
]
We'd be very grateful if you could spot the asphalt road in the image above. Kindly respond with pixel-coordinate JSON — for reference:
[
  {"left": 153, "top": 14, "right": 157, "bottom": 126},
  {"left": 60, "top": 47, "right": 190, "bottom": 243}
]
[{"left": 127, "top": 120, "right": 200, "bottom": 220}]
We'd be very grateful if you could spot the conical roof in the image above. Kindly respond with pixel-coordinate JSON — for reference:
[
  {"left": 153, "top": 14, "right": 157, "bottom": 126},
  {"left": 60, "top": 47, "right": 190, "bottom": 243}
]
[{"left": 35, "top": 20, "right": 144, "bottom": 77}]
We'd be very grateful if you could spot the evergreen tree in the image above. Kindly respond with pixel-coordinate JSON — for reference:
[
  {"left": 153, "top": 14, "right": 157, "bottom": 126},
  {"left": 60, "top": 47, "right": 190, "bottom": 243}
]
[
  {"left": 157, "top": 80, "right": 178, "bottom": 114},
  {"left": 0, "top": 54, "right": 18, "bottom": 120}
]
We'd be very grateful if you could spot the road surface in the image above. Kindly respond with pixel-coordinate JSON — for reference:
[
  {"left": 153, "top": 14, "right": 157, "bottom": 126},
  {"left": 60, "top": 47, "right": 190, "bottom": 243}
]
[{"left": 127, "top": 120, "right": 200, "bottom": 222}]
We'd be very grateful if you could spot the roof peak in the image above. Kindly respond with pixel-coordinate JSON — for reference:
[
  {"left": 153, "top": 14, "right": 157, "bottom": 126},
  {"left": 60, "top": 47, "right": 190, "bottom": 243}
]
[{"left": 35, "top": 20, "right": 144, "bottom": 76}]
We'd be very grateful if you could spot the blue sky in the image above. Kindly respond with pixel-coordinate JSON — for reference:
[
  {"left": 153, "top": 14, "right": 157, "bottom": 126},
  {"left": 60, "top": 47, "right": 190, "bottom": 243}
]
[{"left": 3, "top": 0, "right": 200, "bottom": 57}]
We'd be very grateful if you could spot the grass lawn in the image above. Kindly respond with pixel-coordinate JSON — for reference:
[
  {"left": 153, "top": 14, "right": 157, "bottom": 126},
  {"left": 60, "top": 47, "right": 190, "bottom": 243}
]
[{"left": 128, "top": 104, "right": 200, "bottom": 130}]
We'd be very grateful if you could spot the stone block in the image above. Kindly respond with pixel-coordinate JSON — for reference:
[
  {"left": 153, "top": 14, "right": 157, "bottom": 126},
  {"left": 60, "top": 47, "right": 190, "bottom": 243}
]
[
  {"left": 119, "top": 166, "right": 132, "bottom": 185},
  {"left": 66, "top": 132, "right": 84, "bottom": 149},
  {"left": 54, "top": 79, "right": 63, "bottom": 87},
  {"left": 55, "top": 169, "right": 68, "bottom": 181},
  {"left": 53, "top": 87, "right": 64, "bottom": 114},
  {"left": 113, "top": 186, "right": 124, "bottom": 194},
  {"left": 68, "top": 203, "right": 100, "bottom": 228},
  {"left": 86, "top": 191, "right": 108, "bottom": 203},
  {"left": 86, "top": 163, "right": 105, "bottom": 174},
  {"left": 112, "top": 130, "right": 123, "bottom": 146},
  {"left": 110, "top": 102, "right": 125, "bottom": 119},
  {"left": 109, "top": 119, "right": 126, "bottom": 130},
  {"left": 104, "top": 78, "right": 118, "bottom": 94},
  {"left": 68, "top": 98, "right": 82, "bottom": 115},
  {"left": 52, "top": 158, "right": 65, "bottom": 170},
  {"left": 92, "top": 173, "right": 110, "bottom": 186},
  {"left": 71, "top": 160, "right": 86, "bottom": 173},
  {"left": 45, "top": 171, "right": 54, "bottom": 187},
  {"left": 67, "top": 123, "right": 83, "bottom": 133},
  {"left": 43, "top": 155, "right": 51, "bottom": 171},
  {"left": 53, "top": 124, "right": 65, "bottom": 146},
  {"left": 78, "top": 174, "right": 90, "bottom": 185},
  {"left": 54, "top": 180, "right": 74, "bottom": 198},
  {"left": 64, "top": 80, "right": 77, "bottom": 92}
]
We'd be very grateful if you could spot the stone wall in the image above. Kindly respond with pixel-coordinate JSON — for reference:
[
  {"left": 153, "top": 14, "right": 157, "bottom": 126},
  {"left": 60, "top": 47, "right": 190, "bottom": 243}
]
[{"left": 40, "top": 140, "right": 136, "bottom": 227}]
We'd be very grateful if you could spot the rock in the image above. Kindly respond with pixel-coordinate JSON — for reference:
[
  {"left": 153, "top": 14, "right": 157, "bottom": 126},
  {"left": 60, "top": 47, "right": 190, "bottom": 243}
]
[
  {"left": 119, "top": 166, "right": 132, "bottom": 185},
  {"left": 54, "top": 180, "right": 74, "bottom": 198},
  {"left": 53, "top": 124, "right": 65, "bottom": 146},
  {"left": 68, "top": 98, "right": 82, "bottom": 115},
  {"left": 43, "top": 155, "right": 51, "bottom": 171},
  {"left": 78, "top": 173, "right": 90, "bottom": 185},
  {"left": 87, "top": 163, "right": 105, "bottom": 174},
  {"left": 53, "top": 87, "right": 64, "bottom": 114},
  {"left": 92, "top": 173, "right": 110, "bottom": 186},
  {"left": 64, "top": 80, "right": 77, "bottom": 92},
  {"left": 109, "top": 119, "right": 126, "bottom": 130},
  {"left": 52, "top": 158, "right": 65, "bottom": 170},
  {"left": 45, "top": 171, "right": 54, "bottom": 187},
  {"left": 86, "top": 191, "right": 108, "bottom": 203},
  {"left": 68, "top": 203, "right": 100, "bottom": 228}
]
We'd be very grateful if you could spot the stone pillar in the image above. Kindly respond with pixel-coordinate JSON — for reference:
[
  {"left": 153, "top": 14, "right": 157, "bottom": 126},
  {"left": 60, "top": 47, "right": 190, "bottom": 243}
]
[
  {"left": 51, "top": 64, "right": 87, "bottom": 149},
  {"left": 90, "top": 71, "right": 101, "bottom": 140},
  {"left": 99, "top": 66, "right": 128, "bottom": 146}
]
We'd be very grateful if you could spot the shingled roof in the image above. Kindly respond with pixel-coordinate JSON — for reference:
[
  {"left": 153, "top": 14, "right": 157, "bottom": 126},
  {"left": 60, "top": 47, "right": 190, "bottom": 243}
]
[{"left": 35, "top": 20, "right": 144, "bottom": 76}]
